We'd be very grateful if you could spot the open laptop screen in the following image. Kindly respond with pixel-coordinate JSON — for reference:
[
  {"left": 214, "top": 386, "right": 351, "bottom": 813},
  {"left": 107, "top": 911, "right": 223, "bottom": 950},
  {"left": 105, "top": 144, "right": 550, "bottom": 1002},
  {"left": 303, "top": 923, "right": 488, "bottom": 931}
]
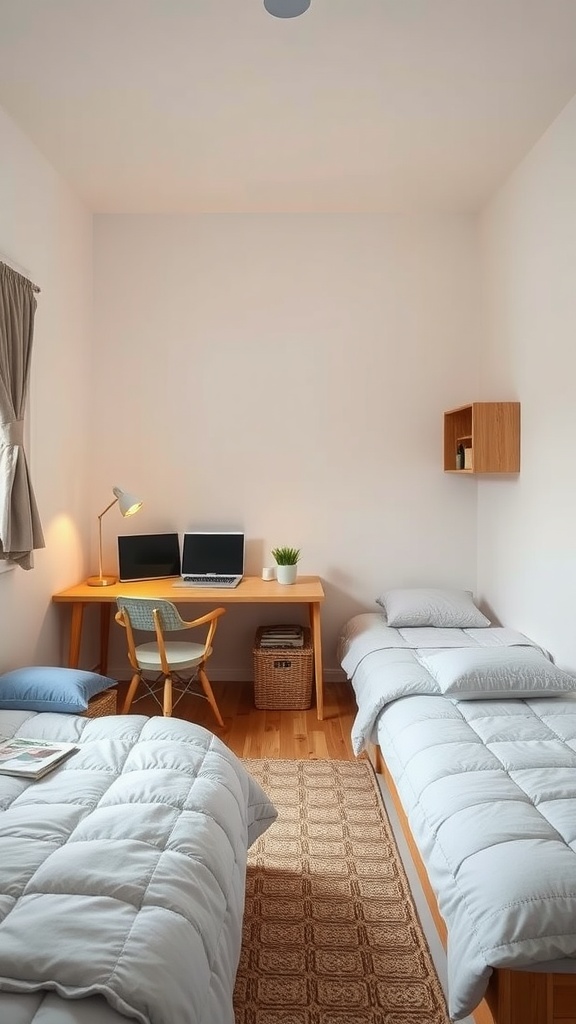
[
  {"left": 118, "top": 533, "right": 181, "bottom": 582},
  {"left": 182, "top": 532, "right": 244, "bottom": 576}
]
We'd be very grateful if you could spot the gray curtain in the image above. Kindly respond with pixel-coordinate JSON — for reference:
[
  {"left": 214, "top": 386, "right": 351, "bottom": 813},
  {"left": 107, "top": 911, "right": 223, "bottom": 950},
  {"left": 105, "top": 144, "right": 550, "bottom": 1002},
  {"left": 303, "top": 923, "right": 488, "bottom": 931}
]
[{"left": 0, "top": 261, "right": 44, "bottom": 569}]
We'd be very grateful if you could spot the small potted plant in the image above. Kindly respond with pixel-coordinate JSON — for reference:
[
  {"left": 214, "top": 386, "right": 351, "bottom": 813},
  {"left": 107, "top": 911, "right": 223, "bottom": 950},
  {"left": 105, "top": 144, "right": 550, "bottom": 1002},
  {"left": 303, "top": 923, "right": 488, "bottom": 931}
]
[{"left": 271, "top": 546, "right": 300, "bottom": 585}]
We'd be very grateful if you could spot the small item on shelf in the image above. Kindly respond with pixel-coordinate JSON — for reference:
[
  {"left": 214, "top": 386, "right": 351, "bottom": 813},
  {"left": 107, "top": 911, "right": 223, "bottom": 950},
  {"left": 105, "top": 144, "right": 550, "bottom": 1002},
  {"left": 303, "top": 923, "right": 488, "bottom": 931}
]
[
  {"left": 456, "top": 443, "right": 465, "bottom": 470},
  {"left": 464, "top": 447, "right": 473, "bottom": 471}
]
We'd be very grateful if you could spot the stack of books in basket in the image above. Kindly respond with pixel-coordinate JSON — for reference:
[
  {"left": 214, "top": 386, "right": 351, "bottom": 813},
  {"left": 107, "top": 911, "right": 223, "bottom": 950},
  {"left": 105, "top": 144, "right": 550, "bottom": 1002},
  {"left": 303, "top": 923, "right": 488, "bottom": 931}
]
[
  {"left": 253, "top": 624, "right": 312, "bottom": 710},
  {"left": 258, "top": 625, "right": 304, "bottom": 648}
]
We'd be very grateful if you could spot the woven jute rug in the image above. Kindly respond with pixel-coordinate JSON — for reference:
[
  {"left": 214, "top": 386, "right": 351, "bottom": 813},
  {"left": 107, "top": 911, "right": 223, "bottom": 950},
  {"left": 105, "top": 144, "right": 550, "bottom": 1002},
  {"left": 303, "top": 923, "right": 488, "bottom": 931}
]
[{"left": 234, "top": 758, "right": 450, "bottom": 1024}]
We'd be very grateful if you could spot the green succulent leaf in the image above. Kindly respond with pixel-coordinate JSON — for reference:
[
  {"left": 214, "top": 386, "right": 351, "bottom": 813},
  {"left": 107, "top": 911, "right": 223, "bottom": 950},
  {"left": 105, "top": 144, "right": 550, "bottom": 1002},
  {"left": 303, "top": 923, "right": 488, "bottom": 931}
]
[{"left": 271, "top": 546, "right": 301, "bottom": 565}]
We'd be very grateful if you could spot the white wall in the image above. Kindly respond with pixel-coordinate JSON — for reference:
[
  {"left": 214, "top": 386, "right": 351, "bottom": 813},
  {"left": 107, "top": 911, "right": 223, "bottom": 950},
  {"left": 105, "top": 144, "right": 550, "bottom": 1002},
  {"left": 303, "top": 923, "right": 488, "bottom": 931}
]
[
  {"left": 0, "top": 104, "right": 93, "bottom": 668},
  {"left": 2, "top": 75, "right": 574, "bottom": 691},
  {"left": 477, "top": 96, "right": 576, "bottom": 670},
  {"left": 93, "top": 213, "right": 482, "bottom": 680}
]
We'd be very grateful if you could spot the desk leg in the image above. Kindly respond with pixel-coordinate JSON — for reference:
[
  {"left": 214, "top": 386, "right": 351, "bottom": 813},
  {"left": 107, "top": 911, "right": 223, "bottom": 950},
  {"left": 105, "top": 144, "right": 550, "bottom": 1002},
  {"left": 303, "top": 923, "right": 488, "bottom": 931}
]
[
  {"left": 309, "top": 601, "right": 324, "bottom": 720},
  {"left": 68, "top": 602, "right": 85, "bottom": 668},
  {"left": 99, "top": 605, "right": 112, "bottom": 675}
]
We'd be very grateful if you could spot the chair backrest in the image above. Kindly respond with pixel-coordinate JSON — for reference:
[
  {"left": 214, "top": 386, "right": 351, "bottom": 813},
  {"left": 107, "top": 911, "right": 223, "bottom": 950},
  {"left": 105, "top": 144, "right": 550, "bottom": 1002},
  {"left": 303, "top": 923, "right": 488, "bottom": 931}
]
[
  {"left": 115, "top": 597, "right": 195, "bottom": 677},
  {"left": 116, "top": 596, "right": 186, "bottom": 633},
  {"left": 115, "top": 597, "right": 226, "bottom": 676}
]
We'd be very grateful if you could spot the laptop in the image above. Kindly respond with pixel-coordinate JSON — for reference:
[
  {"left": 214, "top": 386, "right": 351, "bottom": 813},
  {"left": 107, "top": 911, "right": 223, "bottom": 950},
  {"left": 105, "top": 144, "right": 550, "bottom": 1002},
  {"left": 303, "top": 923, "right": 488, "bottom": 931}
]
[
  {"left": 173, "top": 531, "right": 245, "bottom": 589},
  {"left": 118, "top": 533, "right": 181, "bottom": 583}
]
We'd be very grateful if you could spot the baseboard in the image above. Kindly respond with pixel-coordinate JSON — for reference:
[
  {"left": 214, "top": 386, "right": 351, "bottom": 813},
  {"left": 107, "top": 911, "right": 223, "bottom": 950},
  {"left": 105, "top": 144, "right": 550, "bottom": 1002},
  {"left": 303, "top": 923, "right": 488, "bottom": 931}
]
[{"left": 323, "top": 667, "right": 347, "bottom": 683}]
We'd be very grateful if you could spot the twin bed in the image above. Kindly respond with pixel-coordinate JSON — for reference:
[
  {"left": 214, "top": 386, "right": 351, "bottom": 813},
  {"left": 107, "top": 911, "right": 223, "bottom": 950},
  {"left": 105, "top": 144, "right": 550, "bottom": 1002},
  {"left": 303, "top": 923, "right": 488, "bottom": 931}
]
[
  {"left": 339, "top": 589, "right": 576, "bottom": 1024},
  {"left": 3, "top": 586, "right": 576, "bottom": 1024},
  {"left": 0, "top": 710, "right": 277, "bottom": 1024}
]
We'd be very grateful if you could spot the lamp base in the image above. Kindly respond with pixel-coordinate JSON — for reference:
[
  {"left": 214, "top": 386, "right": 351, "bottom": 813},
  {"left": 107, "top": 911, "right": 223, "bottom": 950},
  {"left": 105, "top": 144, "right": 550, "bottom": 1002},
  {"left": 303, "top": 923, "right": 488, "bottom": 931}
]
[{"left": 86, "top": 574, "right": 118, "bottom": 587}]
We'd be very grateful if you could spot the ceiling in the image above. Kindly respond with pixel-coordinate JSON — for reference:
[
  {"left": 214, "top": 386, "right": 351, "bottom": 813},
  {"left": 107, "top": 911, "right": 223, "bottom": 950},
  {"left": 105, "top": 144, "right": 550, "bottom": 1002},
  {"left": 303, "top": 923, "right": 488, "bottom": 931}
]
[{"left": 1, "top": 0, "right": 576, "bottom": 214}]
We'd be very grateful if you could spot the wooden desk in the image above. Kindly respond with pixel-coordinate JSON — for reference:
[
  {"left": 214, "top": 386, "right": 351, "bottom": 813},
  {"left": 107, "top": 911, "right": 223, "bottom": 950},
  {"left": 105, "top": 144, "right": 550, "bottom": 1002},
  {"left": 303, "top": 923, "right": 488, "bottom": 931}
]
[{"left": 52, "top": 575, "right": 326, "bottom": 719}]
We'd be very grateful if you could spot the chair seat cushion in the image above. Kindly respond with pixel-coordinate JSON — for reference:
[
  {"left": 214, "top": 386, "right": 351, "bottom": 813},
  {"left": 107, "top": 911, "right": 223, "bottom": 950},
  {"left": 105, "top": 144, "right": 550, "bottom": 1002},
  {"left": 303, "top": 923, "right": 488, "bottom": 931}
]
[{"left": 135, "top": 641, "right": 207, "bottom": 672}]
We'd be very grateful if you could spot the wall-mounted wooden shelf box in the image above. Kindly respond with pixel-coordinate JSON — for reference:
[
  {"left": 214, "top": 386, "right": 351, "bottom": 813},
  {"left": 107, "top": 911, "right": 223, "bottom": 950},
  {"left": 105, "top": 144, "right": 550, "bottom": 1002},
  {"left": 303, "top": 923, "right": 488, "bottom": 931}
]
[{"left": 444, "top": 402, "right": 520, "bottom": 474}]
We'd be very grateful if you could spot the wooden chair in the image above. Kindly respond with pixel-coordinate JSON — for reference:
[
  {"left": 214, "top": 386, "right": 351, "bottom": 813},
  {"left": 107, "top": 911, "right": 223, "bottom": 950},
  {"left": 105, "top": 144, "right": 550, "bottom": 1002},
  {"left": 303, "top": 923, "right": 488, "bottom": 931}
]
[{"left": 114, "top": 596, "right": 225, "bottom": 724}]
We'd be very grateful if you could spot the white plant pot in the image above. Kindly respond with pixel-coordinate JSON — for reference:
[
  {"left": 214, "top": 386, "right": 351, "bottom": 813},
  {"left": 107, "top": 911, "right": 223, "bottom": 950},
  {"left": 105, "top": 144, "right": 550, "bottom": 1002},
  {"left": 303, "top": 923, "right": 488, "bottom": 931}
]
[{"left": 275, "top": 563, "right": 297, "bottom": 585}]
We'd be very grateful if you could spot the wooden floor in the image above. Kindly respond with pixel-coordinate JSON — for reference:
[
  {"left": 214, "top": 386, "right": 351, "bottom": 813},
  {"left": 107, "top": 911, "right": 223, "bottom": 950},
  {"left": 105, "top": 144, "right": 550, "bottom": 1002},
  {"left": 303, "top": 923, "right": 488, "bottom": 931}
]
[{"left": 116, "top": 677, "right": 358, "bottom": 760}]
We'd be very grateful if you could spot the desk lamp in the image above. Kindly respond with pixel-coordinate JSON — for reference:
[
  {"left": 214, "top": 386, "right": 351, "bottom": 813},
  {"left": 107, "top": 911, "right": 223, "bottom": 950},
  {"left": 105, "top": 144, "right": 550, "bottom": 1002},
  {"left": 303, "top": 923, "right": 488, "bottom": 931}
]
[{"left": 87, "top": 486, "right": 143, "bottom": 587}]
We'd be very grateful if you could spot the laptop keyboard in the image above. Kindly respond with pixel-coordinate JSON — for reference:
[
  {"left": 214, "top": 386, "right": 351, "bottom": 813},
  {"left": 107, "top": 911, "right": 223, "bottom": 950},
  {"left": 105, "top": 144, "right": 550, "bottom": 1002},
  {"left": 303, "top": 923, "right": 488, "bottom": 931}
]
[
  {"left": 172, "top": 575, "right": 242, "bottom": 589},
  {"left": 184, "top": 576, "right": 236, "bottom": 585}
]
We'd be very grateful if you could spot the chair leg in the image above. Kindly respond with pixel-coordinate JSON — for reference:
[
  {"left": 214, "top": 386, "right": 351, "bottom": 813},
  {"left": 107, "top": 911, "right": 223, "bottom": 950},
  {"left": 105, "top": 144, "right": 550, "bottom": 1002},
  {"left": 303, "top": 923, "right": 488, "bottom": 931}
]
[
  {"left": 121, "top": 672, "right": 141, "bottom": 713},
  {"left": 198, "top": 666, "right": 224, "bottom": 728},
  {"left": 163, "top": 674, "right": 173, "bottom": 717}
]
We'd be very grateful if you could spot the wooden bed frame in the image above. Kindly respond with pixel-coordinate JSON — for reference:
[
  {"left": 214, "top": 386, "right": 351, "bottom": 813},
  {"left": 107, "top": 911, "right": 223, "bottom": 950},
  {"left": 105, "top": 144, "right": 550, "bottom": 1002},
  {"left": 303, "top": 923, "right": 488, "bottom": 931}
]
[{"left": 365, "top": 741, "right": 576, "bottom": 1024}]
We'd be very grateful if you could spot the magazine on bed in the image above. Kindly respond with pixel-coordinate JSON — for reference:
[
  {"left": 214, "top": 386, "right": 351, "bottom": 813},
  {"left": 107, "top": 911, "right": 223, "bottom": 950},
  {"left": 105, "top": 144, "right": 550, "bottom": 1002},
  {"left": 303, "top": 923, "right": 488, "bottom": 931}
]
[{"left": 0, "top": 736, "right": 78, "bottom": 779}]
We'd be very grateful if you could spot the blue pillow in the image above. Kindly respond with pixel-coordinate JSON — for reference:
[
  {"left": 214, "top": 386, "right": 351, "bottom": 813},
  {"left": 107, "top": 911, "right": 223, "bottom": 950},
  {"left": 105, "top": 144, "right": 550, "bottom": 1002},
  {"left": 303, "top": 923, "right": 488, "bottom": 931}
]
[{"left": 0, "top": 666, "right": 116, "bottom": 713}]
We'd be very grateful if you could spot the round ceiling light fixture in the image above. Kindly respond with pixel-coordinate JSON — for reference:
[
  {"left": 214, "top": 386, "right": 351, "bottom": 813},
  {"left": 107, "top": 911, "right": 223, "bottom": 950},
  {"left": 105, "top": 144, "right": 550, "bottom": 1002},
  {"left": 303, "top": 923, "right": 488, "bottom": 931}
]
[{"left": 264, "top": 0, "right": 311, "bottom": 17}]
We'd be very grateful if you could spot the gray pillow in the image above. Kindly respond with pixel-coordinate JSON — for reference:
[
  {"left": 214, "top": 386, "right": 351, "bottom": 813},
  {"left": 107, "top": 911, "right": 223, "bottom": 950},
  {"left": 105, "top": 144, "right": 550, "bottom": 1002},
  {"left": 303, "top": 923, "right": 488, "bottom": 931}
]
[
  {"left": 377, "top": 588, "right": 491, "bottom": 628},
  {"left": 419, "top": 646, "right": 576, "bottom": 699}
]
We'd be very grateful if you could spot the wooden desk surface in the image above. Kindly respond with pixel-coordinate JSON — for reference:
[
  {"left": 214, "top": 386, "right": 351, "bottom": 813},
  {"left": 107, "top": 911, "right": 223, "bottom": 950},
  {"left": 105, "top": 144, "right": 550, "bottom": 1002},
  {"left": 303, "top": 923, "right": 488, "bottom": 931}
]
[
  {"left": 53, "top": 574, "right": 325, "bottom": 604},
  {"left": 53, "top": 575, "right": 326, "bottom": 718}
]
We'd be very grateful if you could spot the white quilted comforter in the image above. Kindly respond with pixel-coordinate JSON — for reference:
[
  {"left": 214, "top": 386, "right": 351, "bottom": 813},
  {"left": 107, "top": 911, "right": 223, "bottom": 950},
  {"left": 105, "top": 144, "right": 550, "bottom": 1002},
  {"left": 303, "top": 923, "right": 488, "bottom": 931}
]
[
  {"left": 339, "top": 614, "right": 576, "bottom": 1020},
  {"left": 0, "top": 710, "right": 277, "bottom": 1024},
  {"left": 339, "top": 612, "right": 544, "bottom": 754},
  {"left": 376, "top": 694, "right": 576, "bottom": 1020}
]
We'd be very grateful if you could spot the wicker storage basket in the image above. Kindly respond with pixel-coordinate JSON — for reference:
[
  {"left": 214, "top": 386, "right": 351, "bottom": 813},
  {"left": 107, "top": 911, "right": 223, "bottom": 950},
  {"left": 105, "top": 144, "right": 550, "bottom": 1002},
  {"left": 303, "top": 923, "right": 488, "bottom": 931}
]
[
  {"left": 253, "top": 626, "right": 313, "bottom": 710},
  {"left": 83, "top": 688, "right": 117, "bottom": 718}
]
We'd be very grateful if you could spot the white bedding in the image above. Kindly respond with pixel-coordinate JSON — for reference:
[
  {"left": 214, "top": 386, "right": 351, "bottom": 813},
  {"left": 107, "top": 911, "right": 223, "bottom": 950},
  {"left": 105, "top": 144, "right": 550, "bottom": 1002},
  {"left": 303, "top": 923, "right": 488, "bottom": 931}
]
[
  {"left": 339, "top": 613, "right": 576, "bottom": 1020},
  {"left": 0, "top": 710, "right": 277, "bottom": 1024},
  {"left": 375, "top": 694, "right": 576, "bottom": 1020},
  {"left": 339, "top": 612, "right": 546, "bottom": 754}
]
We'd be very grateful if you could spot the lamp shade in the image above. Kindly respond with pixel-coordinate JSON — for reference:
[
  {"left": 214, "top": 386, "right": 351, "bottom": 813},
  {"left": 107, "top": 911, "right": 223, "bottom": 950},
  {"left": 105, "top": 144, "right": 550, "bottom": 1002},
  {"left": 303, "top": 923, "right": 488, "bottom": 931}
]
[{"left": 113, "top": 486, "right": 143, "bottom": 518}]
